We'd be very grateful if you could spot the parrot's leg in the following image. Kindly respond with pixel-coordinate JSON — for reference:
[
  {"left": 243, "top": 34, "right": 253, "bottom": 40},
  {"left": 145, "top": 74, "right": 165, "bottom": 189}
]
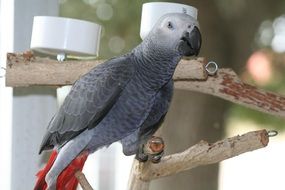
[
  {"left": 135, "top": 136, "right": 165, "bottom": 163},
  {"left": 135, "top": 144, "right": 149, "bottom": 162},
  {"left": 45, "top": 130, "right": 92, "bottom": 190}
]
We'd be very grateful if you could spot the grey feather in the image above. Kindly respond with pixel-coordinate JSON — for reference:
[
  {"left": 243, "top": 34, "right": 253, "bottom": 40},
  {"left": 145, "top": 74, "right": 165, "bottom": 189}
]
[
  {"left": 39, "top": 13, "right": 202, "bottom": 189},
  {"left": 121, "top": 80, "right": 173, "bottom": 155},
  {"left": 39, "top": 55, "right": 135, "bottom": 153}
]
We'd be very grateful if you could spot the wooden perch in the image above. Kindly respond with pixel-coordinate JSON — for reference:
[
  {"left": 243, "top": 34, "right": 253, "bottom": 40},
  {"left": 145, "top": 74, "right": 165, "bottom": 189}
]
[
  {"left": 4, "top": 53, "right": 278, "bottom": 190},
  {"left": 75, "top": 171, "right": 93, "bottom": 190},
  {"left": 128, "top": 129, "right": 269, "bottom": 190},
  {"left": 5, "top": 51, "right": 207, "bottom": 87},
  {"left": 5, "top": 51, "right": 285, "bottom": 119},
  {"left": 174, "top": 69, "right": 285, "bottom": 118}
]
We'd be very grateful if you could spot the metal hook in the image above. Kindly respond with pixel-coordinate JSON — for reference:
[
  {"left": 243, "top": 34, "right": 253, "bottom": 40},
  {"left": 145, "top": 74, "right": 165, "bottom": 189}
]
[
  {"left": 267, "top": 130, "right": 278, "bottom": 138},
  {"left": 205, "top": 61, "right": 218, "bottom": 76},
  {"left": 0, "top": 66, "right": 6, "bottom": 78}
]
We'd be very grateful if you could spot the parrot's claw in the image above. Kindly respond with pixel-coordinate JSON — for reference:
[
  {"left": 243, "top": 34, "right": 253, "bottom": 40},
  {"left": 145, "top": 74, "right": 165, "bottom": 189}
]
[
  {"left": 150, "top": 150, "right": 164, "bottom": 163},
  {"left": 135, "top": 136, "right": 165, "bottom": 163},
  {"left": 135, "top": 144, "right": 149, "bottom": 162},
  {"left": 135, "top": 152, "right": 149, "bottom": 162},
  {"left": 147, "top": 136, "right": 165, "bottom": 163}
]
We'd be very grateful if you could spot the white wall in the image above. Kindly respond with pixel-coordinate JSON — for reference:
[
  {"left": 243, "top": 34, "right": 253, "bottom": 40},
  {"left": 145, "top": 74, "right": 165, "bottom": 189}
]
[
  {"left": 0, "top": 1, "right": 14, "bottom": 189},
  {"left": 11, "top": 1, "right": 59, "bottom": 190}
]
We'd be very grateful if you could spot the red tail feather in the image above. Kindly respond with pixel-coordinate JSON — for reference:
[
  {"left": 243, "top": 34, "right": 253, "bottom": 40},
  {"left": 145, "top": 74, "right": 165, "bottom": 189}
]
[
  {"left": 57, "top": 151, "right": 89, "bottom": 190},
  {"left": 34, "top": 150, "right": 89, "bottom": 190},
  {"left": 34, "top": 150, "right": 58, "bottom": 190}
]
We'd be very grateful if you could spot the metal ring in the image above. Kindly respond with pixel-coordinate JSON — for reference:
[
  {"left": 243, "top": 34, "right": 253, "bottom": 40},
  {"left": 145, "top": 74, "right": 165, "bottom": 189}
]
[
  {"left": 0, "top": 66, "right": 6, "bottom": 78},
  {"left": 57, "top": 53, "right": 66, "bottom": 62},
  {"left": 267, "top": 130, "right": 278, "bottom": 137},
  {"left": 205, "top": 61, "right": 218, "bottom": 75}
]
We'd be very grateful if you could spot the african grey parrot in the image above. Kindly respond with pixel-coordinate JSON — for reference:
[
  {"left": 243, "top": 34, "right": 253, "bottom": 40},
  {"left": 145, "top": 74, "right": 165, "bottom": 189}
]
[{"left": 34, "top": 13, "right": 201, "bottom": 190}]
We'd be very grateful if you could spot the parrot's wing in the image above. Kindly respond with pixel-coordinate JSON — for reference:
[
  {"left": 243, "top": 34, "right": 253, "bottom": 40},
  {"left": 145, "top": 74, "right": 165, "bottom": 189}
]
[{"left": 39, "top": 55, "right": 135, "bottom": 153}]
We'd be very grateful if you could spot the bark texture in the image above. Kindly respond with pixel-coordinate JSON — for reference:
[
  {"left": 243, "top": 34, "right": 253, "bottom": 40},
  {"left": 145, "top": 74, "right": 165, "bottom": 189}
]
[{"left": 128, "top": 129, "right": 269, "bottom": 190}]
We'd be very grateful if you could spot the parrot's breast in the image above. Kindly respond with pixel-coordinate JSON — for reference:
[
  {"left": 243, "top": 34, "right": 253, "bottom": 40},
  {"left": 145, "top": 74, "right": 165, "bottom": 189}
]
[{"left": 86, "top": 76, "right": 158, "bottom": 152}]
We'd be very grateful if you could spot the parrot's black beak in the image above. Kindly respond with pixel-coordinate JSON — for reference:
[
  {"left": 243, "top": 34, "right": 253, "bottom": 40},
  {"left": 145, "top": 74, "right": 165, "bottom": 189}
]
[
  {"left": 179, "top": 26, "right": 202, "bottom": 57},
  {"left": 189, "top": 26, "right": 202, "bottom": 56}
]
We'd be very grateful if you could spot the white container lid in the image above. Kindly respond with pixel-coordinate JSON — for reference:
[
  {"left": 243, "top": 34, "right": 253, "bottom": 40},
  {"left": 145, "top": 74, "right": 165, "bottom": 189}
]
[
  {"left": 140, "top": 2, "right": 198, "bottom": 40},
  {"left": 30, "top": 16, "right": 101, "bottom": 57}
]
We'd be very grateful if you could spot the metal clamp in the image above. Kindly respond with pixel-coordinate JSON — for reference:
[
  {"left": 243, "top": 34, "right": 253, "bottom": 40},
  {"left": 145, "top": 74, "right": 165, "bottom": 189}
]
[{"left": 205, "top": 61, "right": 218, "bottom": 76}]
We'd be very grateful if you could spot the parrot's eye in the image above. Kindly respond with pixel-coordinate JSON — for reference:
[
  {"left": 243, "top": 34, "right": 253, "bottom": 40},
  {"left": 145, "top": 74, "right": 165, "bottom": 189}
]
[
  {"left": 167, "top": 21, "right": 174, "bottom": 29},
  {"left": 188, "top": 25, "right": 192, "bottom": 29}
]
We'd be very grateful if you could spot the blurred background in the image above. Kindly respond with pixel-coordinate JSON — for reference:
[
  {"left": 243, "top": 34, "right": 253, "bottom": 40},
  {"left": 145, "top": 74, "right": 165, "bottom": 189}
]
[{"left": 0, "top": 0, "right": 285, "bottom": 190}]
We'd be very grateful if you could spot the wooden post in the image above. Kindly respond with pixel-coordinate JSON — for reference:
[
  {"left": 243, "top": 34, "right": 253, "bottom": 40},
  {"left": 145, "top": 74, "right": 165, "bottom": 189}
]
[{"left": 9, "top": 2, "right": 59, "bottom": 190}]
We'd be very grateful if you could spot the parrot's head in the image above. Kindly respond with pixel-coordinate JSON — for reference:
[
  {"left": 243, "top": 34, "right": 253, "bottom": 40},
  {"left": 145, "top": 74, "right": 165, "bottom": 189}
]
[{"left": 147, "top": 13, "right": 202, "bottom": 57}]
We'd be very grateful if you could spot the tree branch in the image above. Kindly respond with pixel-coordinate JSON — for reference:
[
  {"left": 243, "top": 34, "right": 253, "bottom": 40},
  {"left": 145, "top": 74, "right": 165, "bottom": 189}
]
[
  {"left": 174, "top": 69, "right": 285, "bottom": 118},
  {"left": 5, "top": 52, "right": 285, "bottom": 119},
  {"left": 128, "top": 129, "right": 269, "bottom": 190},
  {"left": 5, "top": 51, "right": 207, "bottom": 87},
  {"left": 75, "top": 170, "right": 94, "bottom": 190}
]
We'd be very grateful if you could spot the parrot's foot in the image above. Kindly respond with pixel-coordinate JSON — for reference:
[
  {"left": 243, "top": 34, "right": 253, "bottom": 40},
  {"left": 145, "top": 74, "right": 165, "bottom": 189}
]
[
  {"left": 135, "top": 144, "right": 149, "bottom": 162},
  {"left": 147, "top": 136, "right": 164, "bottom": 163},
  {"left": 135, "top": 152, "right": 149, "bottom": 162},
  {"left": 150, "top": 150, "right": 164, "bottom": 163},
  {"left": 135, "top": 136, "right": 165, "bottom": 163}
]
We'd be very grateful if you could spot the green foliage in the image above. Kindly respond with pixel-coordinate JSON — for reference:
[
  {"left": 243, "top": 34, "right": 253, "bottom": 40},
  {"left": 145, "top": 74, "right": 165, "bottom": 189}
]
[{"left": 228, "top": 104, "right": 285, "bottom": 131}]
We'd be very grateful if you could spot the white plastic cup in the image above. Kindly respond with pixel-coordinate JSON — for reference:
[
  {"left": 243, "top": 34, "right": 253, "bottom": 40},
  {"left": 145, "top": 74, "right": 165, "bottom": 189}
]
[
  {"left": 30, "top": 16, "right": 101, "bottom": 57},
  {"left": 140, "top": 2, "right": 198, "bottom": 40}
]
